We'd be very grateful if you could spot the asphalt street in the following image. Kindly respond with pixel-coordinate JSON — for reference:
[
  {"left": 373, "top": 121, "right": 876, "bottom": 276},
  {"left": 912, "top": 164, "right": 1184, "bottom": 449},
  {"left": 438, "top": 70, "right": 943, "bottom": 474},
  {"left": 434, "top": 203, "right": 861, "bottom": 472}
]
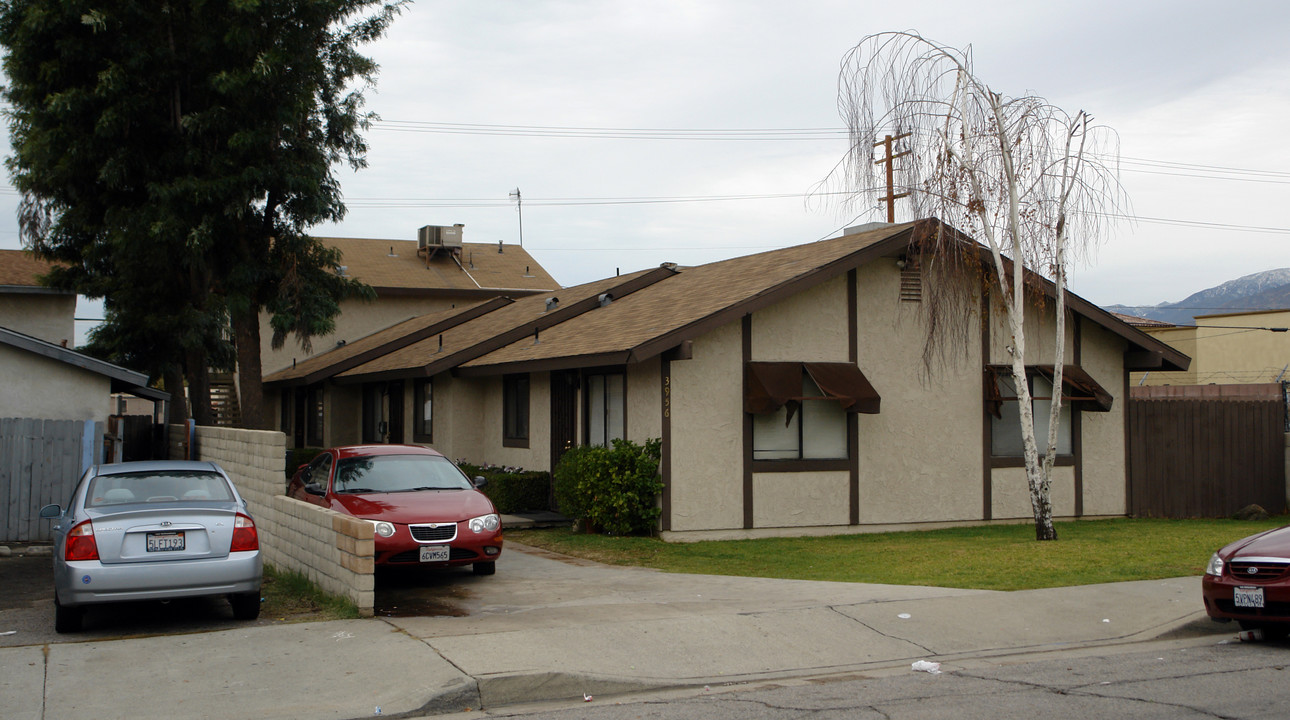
[{"left": 469, "top": 638, "right": 1290, "bottom": 719}]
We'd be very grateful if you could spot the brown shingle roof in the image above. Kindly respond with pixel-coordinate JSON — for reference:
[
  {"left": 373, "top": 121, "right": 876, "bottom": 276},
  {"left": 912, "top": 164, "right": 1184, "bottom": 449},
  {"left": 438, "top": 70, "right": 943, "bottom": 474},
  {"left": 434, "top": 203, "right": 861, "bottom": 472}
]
[
  {"left": 334, "top": 268, "right": 676, "bottom": 383},
  {"left": 1110, "top": 311, "right": 1174, "bottom": 328},
  {"left": 263, "top": 297, "right": 509, "bottom": 386},
  {"left": 0, "top": 249, "right": 68, "bottom": 289},
  {"left": 319, "top": 237, "right": 559, "bottom": 294},
  {"left": 457, "top": 223, "right": 919, "bottom": 373},
  {"left": 456, "top": 220, "right": 1191, "bottom": 376}
]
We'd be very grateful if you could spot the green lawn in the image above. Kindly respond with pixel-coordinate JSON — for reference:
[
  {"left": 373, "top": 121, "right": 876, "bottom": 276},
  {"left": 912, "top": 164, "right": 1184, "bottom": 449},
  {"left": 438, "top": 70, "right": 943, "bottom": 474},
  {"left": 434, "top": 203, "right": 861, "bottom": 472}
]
[{"left": 507, "top": 517, "right": 1288, "bottom": 591}]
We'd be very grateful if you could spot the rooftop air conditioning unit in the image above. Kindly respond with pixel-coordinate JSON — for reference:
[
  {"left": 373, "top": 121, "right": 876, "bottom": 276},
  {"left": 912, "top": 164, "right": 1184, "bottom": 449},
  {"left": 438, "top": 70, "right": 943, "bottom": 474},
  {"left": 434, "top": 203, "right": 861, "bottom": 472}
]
[
  {"left": 418, "top": 225, "right": 442, "bottom": 249},
  {"left": 418, "top": 224, "right": 465, "bottom": 251}
]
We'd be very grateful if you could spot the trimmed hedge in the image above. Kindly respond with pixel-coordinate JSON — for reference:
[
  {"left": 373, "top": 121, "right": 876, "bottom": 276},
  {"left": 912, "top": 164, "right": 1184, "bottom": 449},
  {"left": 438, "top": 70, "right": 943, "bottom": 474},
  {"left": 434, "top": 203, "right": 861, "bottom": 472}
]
[
  {"left": 553, "top": 438, "right": 662, "bottom": 535},
  {"left": 458, "top": 462, "right": 551, "bottom": 514}
]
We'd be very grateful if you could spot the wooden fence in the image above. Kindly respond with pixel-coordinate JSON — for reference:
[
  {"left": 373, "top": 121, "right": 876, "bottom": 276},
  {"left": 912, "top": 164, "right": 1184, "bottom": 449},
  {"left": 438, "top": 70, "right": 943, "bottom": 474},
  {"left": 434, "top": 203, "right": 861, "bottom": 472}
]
[
  {"left": 1128, "top": 396, "right": 1287, "bottom": 518},
  {"left": 0, "top": 418, "right": 102, "bottom": 543}
]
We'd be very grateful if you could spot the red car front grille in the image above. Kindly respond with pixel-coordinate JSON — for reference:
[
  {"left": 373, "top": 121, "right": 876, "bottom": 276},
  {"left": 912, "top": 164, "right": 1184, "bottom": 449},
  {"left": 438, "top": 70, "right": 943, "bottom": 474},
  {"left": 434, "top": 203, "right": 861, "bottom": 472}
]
[{"left": 1227, "top": 559, "right": 1290, "bottom": 583}]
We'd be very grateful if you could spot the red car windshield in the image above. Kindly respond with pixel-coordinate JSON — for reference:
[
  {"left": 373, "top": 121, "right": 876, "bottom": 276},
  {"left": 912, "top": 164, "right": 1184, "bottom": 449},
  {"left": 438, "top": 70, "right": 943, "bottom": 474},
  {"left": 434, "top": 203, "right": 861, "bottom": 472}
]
[{"left": 333, "top": 454, "right": 472, "bottom": 494}]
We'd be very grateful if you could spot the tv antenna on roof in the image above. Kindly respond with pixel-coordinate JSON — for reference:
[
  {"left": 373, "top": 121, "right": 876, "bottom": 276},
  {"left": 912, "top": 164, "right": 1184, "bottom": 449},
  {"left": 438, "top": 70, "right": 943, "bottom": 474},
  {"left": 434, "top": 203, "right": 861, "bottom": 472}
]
[{"left": 509, "top": 187, "right": 523, "bottom": 247}]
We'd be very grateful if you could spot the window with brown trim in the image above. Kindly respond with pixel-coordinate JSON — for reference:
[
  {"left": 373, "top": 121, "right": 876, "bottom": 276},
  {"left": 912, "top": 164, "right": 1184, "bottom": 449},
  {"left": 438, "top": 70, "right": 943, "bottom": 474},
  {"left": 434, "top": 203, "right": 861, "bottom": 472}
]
[
  {"left": 585, "top": 371, "right": 625, "bottom": 447},
  {"left": 750, "top": 370, "right": 850, "bottom": 461},
  {"left": 986, "top": 364, "right": 1111, "bottom": 459},
  {"left": 503, "top": 373, "right": 530, "bottom": 448},
  {"left": 414, "top": 378, "right": 433, "bottom": 443},
  {"left": 991, "top": 372, "right": 1070, "bottom": 457}
]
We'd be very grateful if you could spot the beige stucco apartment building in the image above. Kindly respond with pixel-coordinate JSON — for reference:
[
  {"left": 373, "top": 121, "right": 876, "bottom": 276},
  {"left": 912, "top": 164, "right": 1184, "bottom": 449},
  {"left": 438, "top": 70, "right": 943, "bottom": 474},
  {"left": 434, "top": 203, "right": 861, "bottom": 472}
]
[
  {"left": 265, "top": 220, "right": 1188, "bottom": 539},
  {"left": 1133, "top": 309, "right": 1289, "bottom": 387}
]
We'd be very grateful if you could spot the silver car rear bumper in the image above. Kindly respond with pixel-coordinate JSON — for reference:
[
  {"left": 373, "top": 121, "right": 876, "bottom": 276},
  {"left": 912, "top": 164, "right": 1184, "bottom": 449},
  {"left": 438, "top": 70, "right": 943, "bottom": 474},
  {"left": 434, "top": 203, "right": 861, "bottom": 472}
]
[{"left": 55, "top": 551, "right": 262, "bottom": 606}]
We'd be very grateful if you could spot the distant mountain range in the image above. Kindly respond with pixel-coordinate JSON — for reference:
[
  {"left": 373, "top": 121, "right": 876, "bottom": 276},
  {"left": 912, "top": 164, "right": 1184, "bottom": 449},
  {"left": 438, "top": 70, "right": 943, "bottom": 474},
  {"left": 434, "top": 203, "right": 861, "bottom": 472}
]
[{"left": 1104, "top": 268, "right": 1290, "bottom": 326}]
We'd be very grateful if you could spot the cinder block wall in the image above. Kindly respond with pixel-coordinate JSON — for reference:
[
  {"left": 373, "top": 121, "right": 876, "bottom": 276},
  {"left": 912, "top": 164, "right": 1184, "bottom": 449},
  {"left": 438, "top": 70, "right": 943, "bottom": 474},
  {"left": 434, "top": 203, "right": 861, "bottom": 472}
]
[{"left": 172, "top": 424, "right": 374, "bottom": 615}]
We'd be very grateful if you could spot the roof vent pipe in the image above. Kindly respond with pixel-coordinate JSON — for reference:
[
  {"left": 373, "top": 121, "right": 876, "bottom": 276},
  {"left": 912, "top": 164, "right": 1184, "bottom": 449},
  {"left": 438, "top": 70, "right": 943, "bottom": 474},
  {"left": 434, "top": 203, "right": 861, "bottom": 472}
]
[
  {"left": 545, "top": 297, "right": 559, "bottom": 312},
  {"left": 533, "top": 327, "right": 540, "bottom": 345},
  {"left": 598, "top": 293, "right": 613, "bottom": 308},
  {"left": 498, "top": 240, "right": 504, "bottom": 254}
]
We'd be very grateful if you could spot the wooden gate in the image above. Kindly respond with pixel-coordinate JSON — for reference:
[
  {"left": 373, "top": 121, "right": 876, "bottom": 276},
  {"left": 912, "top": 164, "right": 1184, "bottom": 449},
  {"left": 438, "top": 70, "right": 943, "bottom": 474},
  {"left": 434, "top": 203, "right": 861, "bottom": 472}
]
[
  {"left": 0, "top": 418, "right": 102, "bottom": 542},
  {"left": 1128, "top": 393, "right": 1286, "bottom": 518}
]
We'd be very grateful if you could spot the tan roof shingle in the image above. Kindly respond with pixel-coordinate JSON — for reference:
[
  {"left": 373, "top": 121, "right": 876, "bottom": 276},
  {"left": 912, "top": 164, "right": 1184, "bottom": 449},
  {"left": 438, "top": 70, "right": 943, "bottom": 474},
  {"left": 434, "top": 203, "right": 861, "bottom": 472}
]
[
  {"left": 319, "top": 237, "right": 559, "bottom": 294},
  {"left": 0, "top": 249, "right": 68, "bottom": 289}
]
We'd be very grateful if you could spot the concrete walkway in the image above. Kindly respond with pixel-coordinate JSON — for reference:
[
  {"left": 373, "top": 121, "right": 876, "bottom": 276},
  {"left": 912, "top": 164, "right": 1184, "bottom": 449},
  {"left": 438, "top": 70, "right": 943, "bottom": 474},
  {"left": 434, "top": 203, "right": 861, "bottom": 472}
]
[{"left": 1, "top": 543, "right": 1228, "bottom": 719}]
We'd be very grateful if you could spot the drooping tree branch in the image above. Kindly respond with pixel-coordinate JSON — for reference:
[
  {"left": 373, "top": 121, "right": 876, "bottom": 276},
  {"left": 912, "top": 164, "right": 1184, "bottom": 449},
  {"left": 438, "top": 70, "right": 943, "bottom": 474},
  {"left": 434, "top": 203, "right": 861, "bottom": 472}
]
[{"left": 819, "top": 31, "right": 1130, "bottom": 540}]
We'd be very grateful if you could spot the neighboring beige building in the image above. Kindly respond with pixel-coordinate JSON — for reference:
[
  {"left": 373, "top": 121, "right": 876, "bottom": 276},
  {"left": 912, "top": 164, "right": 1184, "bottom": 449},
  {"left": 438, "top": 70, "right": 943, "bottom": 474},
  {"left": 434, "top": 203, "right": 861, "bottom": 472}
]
[
  {"left": 265, "top": 220, "right": 1189, "bottom": 539},
  {"left": 259, "top": 228, "right": 560, "bottom": 376},
  {"left": 0, "top": 249, "right": 75, "bottom": 348},
  {"left": 0, "top": 326, "right": 166, "bottom": 423},
  {"left": 1132, "top": 309, "right": 1289, "bottom": 387}
]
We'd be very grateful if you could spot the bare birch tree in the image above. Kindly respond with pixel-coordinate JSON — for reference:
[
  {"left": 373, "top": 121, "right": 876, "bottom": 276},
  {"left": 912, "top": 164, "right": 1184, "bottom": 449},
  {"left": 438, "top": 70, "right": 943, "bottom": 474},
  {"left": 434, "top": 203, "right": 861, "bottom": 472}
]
[{"left": 822, "top": 32, "right": 1128, "bottom": 540}]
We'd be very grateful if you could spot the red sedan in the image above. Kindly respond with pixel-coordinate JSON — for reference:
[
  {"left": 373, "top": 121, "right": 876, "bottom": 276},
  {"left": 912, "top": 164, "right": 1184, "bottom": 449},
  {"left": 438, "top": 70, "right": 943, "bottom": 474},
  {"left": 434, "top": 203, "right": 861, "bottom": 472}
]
[
  {"left": 1202, "top": 524, "right": 1290, "bottom": 637},
  {"left": 287, "top": 445, "right": 503, "bottom": 575}
]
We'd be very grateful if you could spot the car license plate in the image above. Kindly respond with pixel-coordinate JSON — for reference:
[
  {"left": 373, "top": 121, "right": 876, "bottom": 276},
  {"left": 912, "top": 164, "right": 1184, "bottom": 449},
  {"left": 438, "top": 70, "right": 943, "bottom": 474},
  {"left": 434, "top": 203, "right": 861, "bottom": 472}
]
[
  {"left": 1235, "top": 586, "right": 1265, "bottom": 609},
  {"left": 146, "top": 531, "right": 185, "bottom": 552},
  {"left": 419, "top": 545, "right": 450, "bottom": 563}
]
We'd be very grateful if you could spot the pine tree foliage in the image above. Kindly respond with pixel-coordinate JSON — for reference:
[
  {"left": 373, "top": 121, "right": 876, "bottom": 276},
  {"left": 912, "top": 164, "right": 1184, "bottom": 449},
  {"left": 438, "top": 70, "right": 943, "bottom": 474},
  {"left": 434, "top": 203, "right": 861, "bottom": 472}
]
[{"left": 0, "top": 0, "right": 400, "bottom": 427}]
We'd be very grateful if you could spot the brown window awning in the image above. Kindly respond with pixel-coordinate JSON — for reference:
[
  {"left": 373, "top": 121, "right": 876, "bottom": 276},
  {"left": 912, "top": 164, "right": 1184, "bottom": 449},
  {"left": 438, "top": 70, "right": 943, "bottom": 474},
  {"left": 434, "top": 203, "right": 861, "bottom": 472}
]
[
  {"left": 745, "top": 362, "right": 881, "bottom": 416},
  {"left": 985, "top": 364, "right": 1113, "bottom": 417}
]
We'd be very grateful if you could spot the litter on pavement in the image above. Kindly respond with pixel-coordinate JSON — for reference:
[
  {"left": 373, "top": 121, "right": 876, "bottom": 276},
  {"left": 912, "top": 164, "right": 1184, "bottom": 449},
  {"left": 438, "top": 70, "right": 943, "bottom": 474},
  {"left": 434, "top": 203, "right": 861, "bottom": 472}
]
[{"left": 911, "top": 660, "right": 942, "bottom": 674}]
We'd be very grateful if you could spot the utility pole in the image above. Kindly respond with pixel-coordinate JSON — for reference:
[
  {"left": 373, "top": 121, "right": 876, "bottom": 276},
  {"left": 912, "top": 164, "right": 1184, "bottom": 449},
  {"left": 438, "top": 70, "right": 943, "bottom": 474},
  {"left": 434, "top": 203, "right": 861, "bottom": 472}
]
[
  {"left": 509, "top": 187, "right": 523, "bottom": 247},
  {"left": 873, "top": 133, "right": 911, "bottom": 222}
]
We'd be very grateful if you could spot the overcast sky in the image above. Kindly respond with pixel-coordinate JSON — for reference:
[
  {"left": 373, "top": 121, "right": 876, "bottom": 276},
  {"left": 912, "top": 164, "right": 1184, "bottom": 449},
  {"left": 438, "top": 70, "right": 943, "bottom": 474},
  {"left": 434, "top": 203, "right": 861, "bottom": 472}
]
[{"left": 3, "top": 0, "right": 1288, "bottom": 339}]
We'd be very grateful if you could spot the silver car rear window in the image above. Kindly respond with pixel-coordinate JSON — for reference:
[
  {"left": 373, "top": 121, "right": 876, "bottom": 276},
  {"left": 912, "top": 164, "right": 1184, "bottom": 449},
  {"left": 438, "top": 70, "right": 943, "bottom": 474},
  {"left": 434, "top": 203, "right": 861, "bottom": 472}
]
[{"left": 86, "top": 471, "right": 235, "bottom": 507}]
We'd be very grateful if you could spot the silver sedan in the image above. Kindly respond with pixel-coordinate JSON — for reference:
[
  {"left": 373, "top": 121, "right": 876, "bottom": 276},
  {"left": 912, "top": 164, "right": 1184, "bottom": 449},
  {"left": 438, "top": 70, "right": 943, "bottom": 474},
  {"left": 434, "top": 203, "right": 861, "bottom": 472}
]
[{"left": 39, "top": 460, "right": 262, "bottom": 633}]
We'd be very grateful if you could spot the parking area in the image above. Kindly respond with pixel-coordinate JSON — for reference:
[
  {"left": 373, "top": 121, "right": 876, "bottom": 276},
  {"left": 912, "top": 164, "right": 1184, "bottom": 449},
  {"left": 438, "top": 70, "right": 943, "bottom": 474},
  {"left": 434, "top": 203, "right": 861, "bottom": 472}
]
[{"left": 0, "top": 544, "right": 490, "bottom": 647}]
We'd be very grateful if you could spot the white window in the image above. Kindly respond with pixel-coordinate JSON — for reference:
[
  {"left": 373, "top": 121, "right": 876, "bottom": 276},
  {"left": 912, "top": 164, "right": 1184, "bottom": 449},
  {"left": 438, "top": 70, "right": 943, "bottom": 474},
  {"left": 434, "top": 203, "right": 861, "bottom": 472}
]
[
  {"left": 752, "top": 373, "right": 849, "bottom": 461},
  {"left": 991, "top": 373, "right": 1072, "bottom": 457},
  {"left": 586, "top": 372, "right": 625, "bottom": 447}
]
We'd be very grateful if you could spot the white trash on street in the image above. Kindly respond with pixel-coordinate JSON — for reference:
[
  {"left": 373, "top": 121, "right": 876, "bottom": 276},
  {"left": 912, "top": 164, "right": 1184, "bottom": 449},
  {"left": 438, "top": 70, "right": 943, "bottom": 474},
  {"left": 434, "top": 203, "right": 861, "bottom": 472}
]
[{"left": 911, "top": 660, "right": 942, "bottom": 674}]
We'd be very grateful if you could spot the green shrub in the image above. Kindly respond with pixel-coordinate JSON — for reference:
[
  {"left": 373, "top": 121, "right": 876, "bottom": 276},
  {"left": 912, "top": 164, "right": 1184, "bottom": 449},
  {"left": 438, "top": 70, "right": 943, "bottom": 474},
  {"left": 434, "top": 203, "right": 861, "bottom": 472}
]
[
  {"left": 553, "top": 438, "right": 663, "bottom": 535},
  {"left": 458, "top": 462, "right": 551, "bottom": 514}
]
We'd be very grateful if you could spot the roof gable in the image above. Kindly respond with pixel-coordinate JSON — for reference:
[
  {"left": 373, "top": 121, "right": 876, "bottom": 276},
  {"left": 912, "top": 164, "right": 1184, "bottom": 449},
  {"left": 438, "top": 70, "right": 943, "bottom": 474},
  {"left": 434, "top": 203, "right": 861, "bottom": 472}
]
[
  {"left": 457, "top": 219, "right": 1188, "bottom": 375},
  {"left": 458, "top": 222, "right": 919, "bottom": 374}
]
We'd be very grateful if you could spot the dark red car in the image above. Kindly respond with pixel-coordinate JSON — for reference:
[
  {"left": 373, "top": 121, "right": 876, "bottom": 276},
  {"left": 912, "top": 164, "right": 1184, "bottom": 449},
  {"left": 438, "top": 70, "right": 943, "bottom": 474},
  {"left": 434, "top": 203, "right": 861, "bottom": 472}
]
[
  {"left": 287, "top": 445, "right": 503, "bottom": 575},
  {"left": 1203, "top": 525, "right": 1290, "bottom": 637}
]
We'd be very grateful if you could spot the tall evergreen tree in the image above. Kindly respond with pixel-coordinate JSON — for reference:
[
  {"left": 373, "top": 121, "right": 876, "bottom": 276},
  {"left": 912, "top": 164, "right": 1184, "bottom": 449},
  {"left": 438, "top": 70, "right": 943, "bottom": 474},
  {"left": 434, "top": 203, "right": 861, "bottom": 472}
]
[{"left": 0, "top": 0, "right": 397, "bottom": 427}]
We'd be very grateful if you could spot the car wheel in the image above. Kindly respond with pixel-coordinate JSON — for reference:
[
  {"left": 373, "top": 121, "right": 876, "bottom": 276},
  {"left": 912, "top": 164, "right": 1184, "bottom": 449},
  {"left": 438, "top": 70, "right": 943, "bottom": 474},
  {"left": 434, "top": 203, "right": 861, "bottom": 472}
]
[
  {"left": 472, "top": 561, "right": 496, "bottom": 576},
  {"left": 229, "top": 591, "right": 262, "bottom": 620},
  {"left": 54, "top": 595, "right": 83, "bottom": 634}
]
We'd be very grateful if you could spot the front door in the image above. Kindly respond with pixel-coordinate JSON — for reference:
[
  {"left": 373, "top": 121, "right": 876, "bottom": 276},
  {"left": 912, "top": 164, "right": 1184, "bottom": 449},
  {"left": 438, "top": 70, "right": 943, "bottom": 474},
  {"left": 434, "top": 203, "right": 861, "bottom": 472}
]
[
  {"left": 362, "top": 381, "right": 405, "bottom": 444},
  {"left": 550, "top": 370, "right": 578, "bottom": 471}
]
